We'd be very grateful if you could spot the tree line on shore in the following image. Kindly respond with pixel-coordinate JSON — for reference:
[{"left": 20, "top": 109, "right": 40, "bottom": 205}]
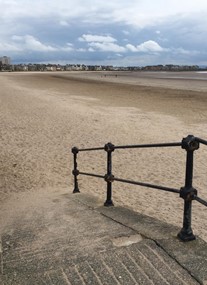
[{"left": 0, "top": 62, "right": 206, "bottom": 72}]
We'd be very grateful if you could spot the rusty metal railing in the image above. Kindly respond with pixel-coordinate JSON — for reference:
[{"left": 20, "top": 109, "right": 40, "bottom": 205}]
[{"left": 72, "top": 135, "right": 207, "bottom": 242}]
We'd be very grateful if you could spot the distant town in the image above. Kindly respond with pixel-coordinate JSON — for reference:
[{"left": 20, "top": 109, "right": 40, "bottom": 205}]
[{"left": 1, "top": 56, "right": 207, "bottom": 72}]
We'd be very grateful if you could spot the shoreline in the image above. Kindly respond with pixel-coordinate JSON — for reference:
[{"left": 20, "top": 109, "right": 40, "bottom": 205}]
[{"left": 3, "top": 70, "right": 207, "bottom": 92}]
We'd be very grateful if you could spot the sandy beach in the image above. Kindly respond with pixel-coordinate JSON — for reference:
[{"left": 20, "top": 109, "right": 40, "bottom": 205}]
[{"left": 0, "top": 71, "right": 207, "bottom": 242}]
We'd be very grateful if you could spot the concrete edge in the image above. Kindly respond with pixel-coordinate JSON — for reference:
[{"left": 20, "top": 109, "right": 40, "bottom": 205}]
[
  {"left": 71, "top": 192, "right": 180, "bottom": 240},
  {"left": 0, "top": 237, "right": 2, "bottom": 275},
  {"left": 72, "top": 192, "right": 207, "bottom": 285}
]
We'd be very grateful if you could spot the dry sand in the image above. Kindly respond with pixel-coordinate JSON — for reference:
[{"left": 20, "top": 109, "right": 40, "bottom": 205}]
[{"left": 0, "top": 71, "right": 207, "bottom": 241}]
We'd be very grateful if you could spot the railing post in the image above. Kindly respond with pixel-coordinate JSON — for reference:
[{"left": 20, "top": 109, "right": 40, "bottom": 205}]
[
  {"left": 104, "top": 143, "right": 115, "bottom": 206},
  {"left": 178, "top": 135, "right": 199, "bottom": 241},
  {"left": 72, "top": 147, "right": 80, "bottom": 193}
]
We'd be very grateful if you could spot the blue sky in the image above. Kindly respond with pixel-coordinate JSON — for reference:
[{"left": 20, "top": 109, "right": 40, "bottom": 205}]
[{"left": 1, "top": 0, "right": 207, "bottom": 66}]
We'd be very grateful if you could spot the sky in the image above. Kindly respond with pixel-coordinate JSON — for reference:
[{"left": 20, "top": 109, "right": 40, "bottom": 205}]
[{"left": 1, "top": 0, "right": 207, "bottom": 66}]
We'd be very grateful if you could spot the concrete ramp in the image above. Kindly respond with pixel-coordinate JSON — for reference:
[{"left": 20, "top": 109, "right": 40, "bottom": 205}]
[
  {"left": 0, "top": 192, "right": 206, "bottom": 284},
  {"left": 48, "top": 239, "right": 200, "bottom": 285}
]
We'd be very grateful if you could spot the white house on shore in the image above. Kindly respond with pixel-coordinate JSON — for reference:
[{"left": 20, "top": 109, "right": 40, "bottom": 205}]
[{"left": 0, "top": 56, "right": 11, "bottom": 65}]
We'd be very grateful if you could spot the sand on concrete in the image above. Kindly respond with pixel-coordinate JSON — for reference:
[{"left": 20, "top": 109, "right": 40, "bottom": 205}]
[{"left": 0, "top": 71, "right": 207, "bottom": 242}]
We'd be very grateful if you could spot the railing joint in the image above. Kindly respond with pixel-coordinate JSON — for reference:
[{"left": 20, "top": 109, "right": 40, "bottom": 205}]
[
  {"left": 104, "top": 174, "right": 115, "bottom": 183},
  {"left": 181, "top": 135, "right": 199, "bottom": 151},
  {"left": 179, "top": 186, "right": 197, "bottom": 202},
  {"left": 72, "top": 169, "right": 80, "bottom": 176},
  {"left": 104, "top": 142, "right": 115, "bottom": 152},
  {"left": 71, "top": 146, "right": 79, "bottom": 154}
]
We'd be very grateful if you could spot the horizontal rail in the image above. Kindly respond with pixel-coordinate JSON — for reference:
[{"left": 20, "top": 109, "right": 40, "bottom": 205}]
[
  {"left": 114, "top": 142, "right": 182, "bottom": 150},
  {"left": 79, "top": 171, "right": 105, "bottom": 179},
  {"left": 113, "top": 177, "right": 180, "bottom": 194},
  {"left": 78, "top": 147, "right": 104, "bottom": 152},
  {"left": 194, "top": 196, "right": 207, "bottom": 207},
  {"left": 78, "top": 171, "right": 180, "bottom": 194},
  {"left": 196, "top": 137, "right": 207, "bottom": 146},
  {"left": 77, "top": 142, "right": 182, "bottom": 152}
]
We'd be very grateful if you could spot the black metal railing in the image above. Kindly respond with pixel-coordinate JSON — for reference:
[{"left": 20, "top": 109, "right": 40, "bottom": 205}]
[{"left": 72, "top": 135, "right": 207, "bottom": 242}]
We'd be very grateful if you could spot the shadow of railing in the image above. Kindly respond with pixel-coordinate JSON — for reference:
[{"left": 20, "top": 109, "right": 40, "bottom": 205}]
[{"left": 72, "top": 135, "right": 207, "bottom": 242}]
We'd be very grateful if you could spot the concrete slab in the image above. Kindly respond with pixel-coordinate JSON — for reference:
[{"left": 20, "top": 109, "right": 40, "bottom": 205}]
[
  {"left": 95, "top": 204, "right": 207, "bottom": 284},
  {"left": 0, "top": 192, "right": 206, "bottom": 284}
]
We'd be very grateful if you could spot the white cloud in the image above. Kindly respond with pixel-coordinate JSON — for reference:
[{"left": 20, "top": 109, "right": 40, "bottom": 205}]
[
  {"left": 78, "top": 33, "right": 126, "bottom": 53},
  {"left": 136, "top": 40, "right": 165, "bottom": 52},
  {"left": 2, "top": 35, "right": 56, "bottom": 52},
  {"left": 110, "top": 0, "right": 207, "bottom": 28},
  {"left": 66, "top": 43, "right": 73, "bottom": 47},
  {"left": 88, "top": 42, "right": 126, "bottom": 52},
  {"left": 13, "top": 35, "right": 56, "bottom": 52},
  {"left": 126, "top": 41, "right": 166, "bottom": 53},
  {"left": 2, "top": 35, "right": 75, "bottom": 53},
  {"left": 79, "top": 34, "right": 116, "bottom": 43},
  {"left": 1, "top": 0, "right": 207, "bottom": 29},
  {"left": 126, "top": 44, "right": 138, "bottom": 52}
]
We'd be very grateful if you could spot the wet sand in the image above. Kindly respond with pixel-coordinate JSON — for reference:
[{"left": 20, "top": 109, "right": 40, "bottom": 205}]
[{"left": 0, "top": 71, "right": 207, "bottom": 241}]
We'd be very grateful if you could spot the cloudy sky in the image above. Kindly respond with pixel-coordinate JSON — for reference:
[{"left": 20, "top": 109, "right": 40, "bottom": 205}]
[{"left": 1, "top": 0, "right": 207, "bottom": 66}]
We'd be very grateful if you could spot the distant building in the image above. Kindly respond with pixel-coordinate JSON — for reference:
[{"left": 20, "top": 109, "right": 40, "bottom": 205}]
[{"left": 0, "top": 56, "right": 11, "bottom": 65}]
